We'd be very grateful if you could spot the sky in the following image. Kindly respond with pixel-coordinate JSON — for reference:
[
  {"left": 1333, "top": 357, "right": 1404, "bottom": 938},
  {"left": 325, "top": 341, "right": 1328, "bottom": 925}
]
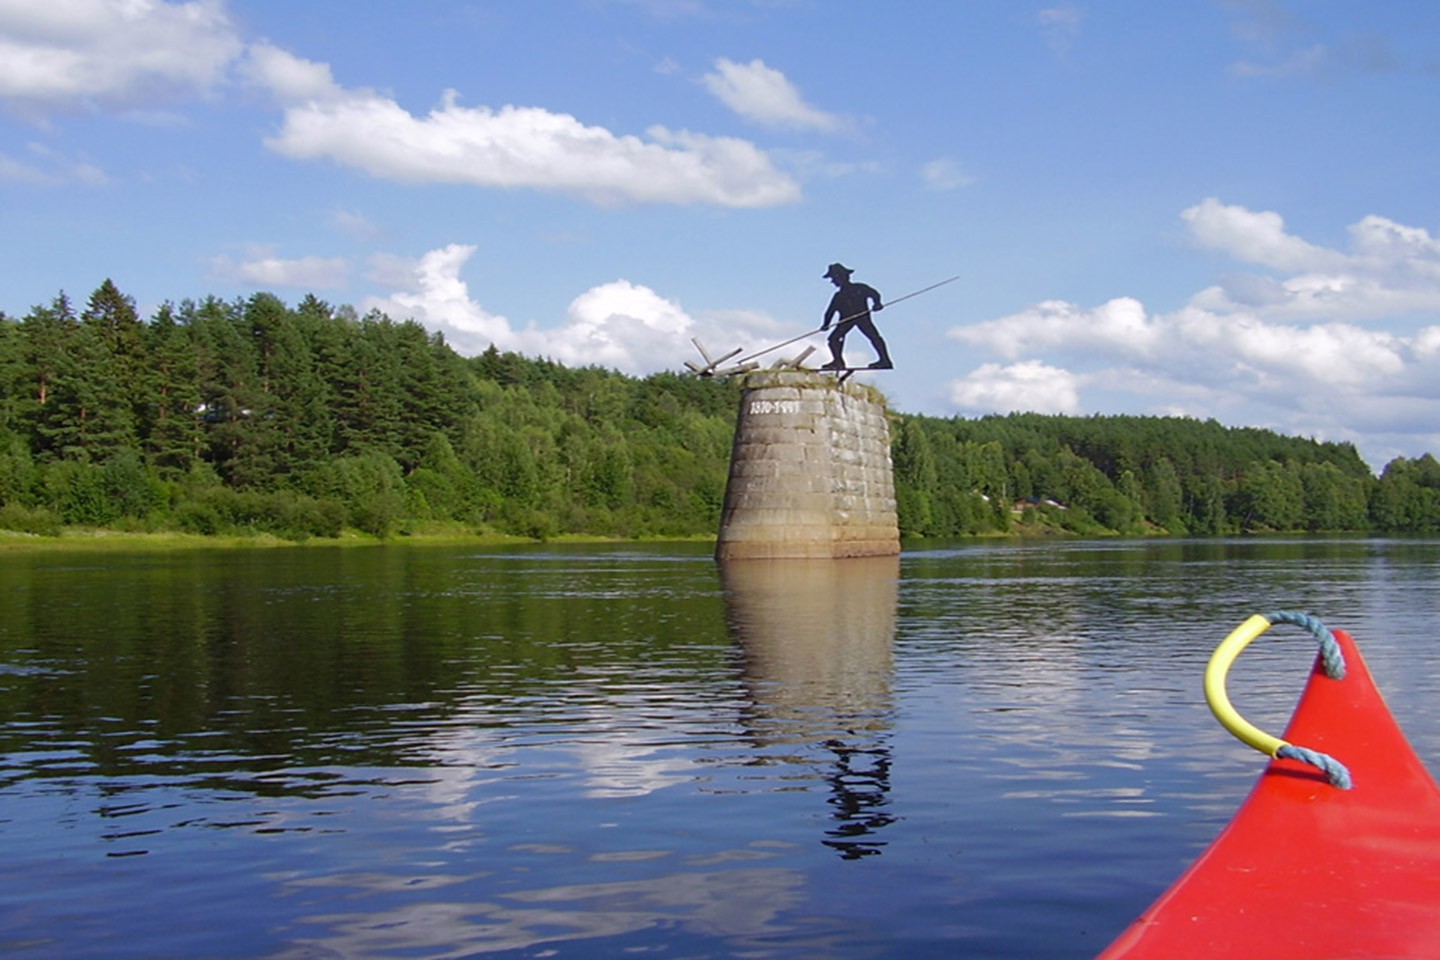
[{"left": 3, "top": 1, "right": 1440, "bottom": 471}]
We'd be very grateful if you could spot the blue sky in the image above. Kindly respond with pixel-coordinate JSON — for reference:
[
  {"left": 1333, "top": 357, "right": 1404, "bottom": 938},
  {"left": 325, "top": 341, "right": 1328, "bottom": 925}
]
[{"left": 3, "top": 1, "right": 1439, "bottom": 469}]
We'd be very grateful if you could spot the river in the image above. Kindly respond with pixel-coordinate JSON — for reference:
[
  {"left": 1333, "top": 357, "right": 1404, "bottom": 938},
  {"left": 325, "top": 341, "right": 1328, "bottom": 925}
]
[{"left": 2, "top": 537, "right": 1438, "bottom": 958}]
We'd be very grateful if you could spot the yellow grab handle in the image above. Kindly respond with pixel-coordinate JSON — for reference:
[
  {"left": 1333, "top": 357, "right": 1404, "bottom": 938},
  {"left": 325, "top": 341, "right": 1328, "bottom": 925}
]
[{"left": 1204, "top": 613, "right": 1287, "bottom": 757}]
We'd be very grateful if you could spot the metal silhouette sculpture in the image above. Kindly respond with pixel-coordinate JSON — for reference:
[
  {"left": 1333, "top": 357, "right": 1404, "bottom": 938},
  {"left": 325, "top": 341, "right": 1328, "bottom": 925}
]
[
  {"left": 820, "top": 263, "right": 891, "bottom": 371},
  {"left": 684, "top": 272, "right": 957, "bottom": 379}
]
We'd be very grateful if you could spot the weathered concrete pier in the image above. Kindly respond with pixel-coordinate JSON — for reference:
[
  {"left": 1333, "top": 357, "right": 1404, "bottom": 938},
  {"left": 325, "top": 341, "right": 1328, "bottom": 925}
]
[{"left": 715, "top": 371, "right": 899, "bottom": 560}]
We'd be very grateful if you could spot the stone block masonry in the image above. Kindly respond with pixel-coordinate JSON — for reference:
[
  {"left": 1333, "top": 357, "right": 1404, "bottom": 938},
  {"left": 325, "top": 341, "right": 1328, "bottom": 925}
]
[{"left": 716, "top": 371, "right": 899, "bottom": 560}]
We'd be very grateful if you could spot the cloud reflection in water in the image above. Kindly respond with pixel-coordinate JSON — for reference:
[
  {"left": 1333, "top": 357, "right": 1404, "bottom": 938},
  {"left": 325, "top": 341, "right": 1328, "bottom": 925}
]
[{"left": 286, "top": 865, "right": 808, "bottom": 958}]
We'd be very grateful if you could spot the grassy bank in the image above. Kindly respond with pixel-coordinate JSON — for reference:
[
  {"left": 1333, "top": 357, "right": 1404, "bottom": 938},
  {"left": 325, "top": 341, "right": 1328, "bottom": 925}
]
[
  {"left": 0, "top": 524, "right": 723, "bottom": 553},
  {"left": 0, "top": 528, "right": 538, "bottom": 553}
]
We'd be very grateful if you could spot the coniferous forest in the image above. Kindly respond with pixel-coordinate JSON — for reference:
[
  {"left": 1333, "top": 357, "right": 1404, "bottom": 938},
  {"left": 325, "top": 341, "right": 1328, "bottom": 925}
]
[{"left": 2, "top": 280, "right": 1439, "bottom": 543}]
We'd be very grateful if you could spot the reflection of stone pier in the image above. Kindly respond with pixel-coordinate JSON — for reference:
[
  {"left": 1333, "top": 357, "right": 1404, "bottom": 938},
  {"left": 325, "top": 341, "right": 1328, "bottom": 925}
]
[
  {"left": 715, "top": 372, "right": 899, "bottom": 561},
  {"left": 721, "top": 556, "right": 900, "bottom": 858}
]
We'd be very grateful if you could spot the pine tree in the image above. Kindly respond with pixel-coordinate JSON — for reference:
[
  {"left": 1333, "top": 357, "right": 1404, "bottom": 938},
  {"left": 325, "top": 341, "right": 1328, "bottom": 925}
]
[
  {"left": 246, "top": 293, "right": 331, "bottom": 481},
  {"left": 23, "top": 293, "right": 139, "bottom": 460},
  {"left": 188, "top": 297, "right": 266, "bottom": 486},
  {"left": 142, "top": 303, "right": 204, "bottom": 475},
  {"left": 19, "top": 294, "right": 79, "bottom": 455}
]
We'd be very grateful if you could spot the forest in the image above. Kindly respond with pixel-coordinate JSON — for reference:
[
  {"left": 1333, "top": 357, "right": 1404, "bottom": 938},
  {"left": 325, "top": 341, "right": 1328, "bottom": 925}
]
[{"left": 1, "top": 280, "right": 1439, "bottom": 543}]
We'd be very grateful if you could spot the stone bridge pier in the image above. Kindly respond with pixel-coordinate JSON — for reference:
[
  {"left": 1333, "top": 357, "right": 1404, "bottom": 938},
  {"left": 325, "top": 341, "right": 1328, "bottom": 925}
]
[{"left": 715, "top": 371, "right": 899, "bottom": 560}]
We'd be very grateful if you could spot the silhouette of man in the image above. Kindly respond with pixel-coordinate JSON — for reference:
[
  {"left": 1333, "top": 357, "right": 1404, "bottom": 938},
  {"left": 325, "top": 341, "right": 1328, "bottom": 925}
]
[{"left": 821, "top": 263, "right": 892, "bottom": 370}]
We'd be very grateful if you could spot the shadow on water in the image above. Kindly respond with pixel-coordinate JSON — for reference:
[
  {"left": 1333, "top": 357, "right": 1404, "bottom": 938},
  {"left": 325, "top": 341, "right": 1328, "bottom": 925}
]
[{"left": 720, "top": 555, "right": 901, "bottom": 859}]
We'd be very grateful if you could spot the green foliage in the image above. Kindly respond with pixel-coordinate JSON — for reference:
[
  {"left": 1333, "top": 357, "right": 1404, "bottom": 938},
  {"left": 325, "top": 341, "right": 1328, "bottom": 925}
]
[
  {"left": 0, "top": 281, "right": 742, "bottom": 540},
  {"left": 0, "top": 503, "right": 61, "bottom": 536},
  {"left": 42, "top": 460, "right": 117, "bottom": 526},
  {"left": 301, "top": 451, "right": 406, "bottom": 538},
  {"left": 889, "top": 411, "right": 1425, "bottom": 537},
  {"left": 172, "top": 487, "right": 345, "bottom": 541},
  {"left": 0, "top": 428, "right": 36, "bottom": 505},
  {"left": 1371, "top": 455, "right": 1440, "bottom": 533},
  {"left": 5, "top": 279, "right": 1439, "bottom": 542}
]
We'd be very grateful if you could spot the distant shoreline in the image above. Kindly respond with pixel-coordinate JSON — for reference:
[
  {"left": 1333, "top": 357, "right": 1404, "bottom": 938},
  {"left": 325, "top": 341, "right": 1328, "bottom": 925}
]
[
  {"left": 0, "top": 528, "right": 711, "bottom": 553},
  {"left": 1, "top": 524, "right": 1379, "bottom": 553}
]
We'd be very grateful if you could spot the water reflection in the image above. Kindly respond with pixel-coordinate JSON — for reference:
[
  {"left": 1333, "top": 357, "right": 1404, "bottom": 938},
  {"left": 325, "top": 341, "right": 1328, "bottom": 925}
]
[
  {"left": 286, "top": 864, "right": 811, "bottom": 958},
  {"left": 7, "top": 540, "right": 1440, "bottom": 958},
  {"left": 720, "top": 556, "right": 900, "bottom": 858}
]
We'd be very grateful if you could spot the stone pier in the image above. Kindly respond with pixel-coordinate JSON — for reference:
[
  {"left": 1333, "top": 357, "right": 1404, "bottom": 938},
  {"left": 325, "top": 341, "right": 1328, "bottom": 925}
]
[{"left": 715, "top": 371, "right": 899, "bottom": 560}]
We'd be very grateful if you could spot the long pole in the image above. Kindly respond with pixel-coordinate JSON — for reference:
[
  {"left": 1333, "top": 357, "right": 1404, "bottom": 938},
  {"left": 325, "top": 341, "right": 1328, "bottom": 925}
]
[{"left": 734, "top": 274, "right": 959, "bottom": 365}]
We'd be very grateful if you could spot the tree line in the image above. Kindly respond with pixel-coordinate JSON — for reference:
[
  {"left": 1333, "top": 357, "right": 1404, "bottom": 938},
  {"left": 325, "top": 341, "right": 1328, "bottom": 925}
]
[
  {"left": 0, "top": 281, "right": 738, "bottom": 540},
  {"left": 892, "top": 411, "right": 1440, "bottom": 537},
  {"left": 1, "top": 280, "right": 1437, "bottom": 542}
]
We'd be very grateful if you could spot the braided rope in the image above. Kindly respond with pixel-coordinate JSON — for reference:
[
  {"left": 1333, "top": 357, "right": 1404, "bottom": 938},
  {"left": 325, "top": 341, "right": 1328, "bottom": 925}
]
[
  {"left": 1262, "top": 611, "right": 1352, "bottom": 790},
  {"left": 1264, "top": 610, "right": 1346, "bottom": 680},
  {"left": 1277, "top": 744, "right": 1354, "bottom": 790}
]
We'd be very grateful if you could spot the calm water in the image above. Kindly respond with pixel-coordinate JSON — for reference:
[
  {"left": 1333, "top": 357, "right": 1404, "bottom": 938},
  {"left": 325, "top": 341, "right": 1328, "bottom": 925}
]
[{"left": 2, "top": 538, "right": 1438, "bottom": 959}]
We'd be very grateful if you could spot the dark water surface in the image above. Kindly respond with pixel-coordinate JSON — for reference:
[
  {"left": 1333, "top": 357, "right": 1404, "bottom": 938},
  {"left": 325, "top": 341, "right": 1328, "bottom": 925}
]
[{"left": 2, "top": 538, "right": 1438, "bottom": 958}]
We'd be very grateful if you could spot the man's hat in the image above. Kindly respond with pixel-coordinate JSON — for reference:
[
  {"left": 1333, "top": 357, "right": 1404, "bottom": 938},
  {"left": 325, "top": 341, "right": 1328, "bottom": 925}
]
[{"left": 823, "top": 262, "right": 853, "bottom": 280}]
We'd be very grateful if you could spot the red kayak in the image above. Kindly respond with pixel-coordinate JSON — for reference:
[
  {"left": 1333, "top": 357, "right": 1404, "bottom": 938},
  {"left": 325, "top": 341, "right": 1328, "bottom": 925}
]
[{"left": 1099, "top": 612, "right": 1440, "bottom": 959}]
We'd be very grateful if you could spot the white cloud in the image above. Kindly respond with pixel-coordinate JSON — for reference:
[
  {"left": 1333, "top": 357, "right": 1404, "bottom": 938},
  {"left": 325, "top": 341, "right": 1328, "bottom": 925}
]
[
  {"left": 208, "top": 249, "right": 349, "bottom": 290},
  {"left": 1175, "top": 305, "right": 1406, "bottom": 386},
  {"left": 945, "top": 199, "right": 1440, "bottom": 462},
  {"left": 560, "top": 280, "right": 696, "bottom": 370},
  {"left": 701, "top": 57, "right": 847, "bottom": 133},
  {"left": 948, "top": 361, "right": 1083, "bottom": 415},
  {"left": 238, "top": 40, "right": 342, "bottom": 104},
  {"left": 1412, "top": 326, "right": 1440, "bottom": 360},
  {"left": 1223, "top": 3, "right": 1401, "bottom": 81},
  {"left": 261, "top": 79, "right": 801, "bottom": 207},
  {"left": 0, "top": 142, "right": 107, "bottom": 184},
  {"left": 771, "top": 147, "right": 882, "bottom": 182},
  {"left": 363, "top": 245, "right": 514, "bottom": 353},
  {"left": 361, "top": 243, "right": 787, "bottom": 374},
  {"left": 920, "top": 158, "right": 974, "bottom": 191},
  {"left": 953, "top": 296, "right": 1413, "bottom": 395},
  {"left": 0, "top": 150, "right": 49, "bottom": 183},
  {"left": 951, "top": 296, "right": 1158, "bottom": 361},
  {"left": 1182, "top": 197, "right": 1344, "bottom": 273},
  {"left": 1349, "top": 215, "right": 1440, "bottom": 278},
  {"left": 1, "top": 12, "right": 800, "bottom": 208},
  {"left": 235, "top": 46, "right": 799, "bottom": 207},
  {"left": 1182, "top": 198, "right": 1440, "bottom": 322},
  {"left": 0, "top": 0, "right": 243, "bottom": 116}
]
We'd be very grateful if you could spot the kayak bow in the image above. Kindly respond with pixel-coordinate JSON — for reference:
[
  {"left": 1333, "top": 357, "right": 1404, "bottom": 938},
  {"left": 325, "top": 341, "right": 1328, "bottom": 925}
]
[{"left": 1098, "top": 612, "right": 1440, "bottom": 959}]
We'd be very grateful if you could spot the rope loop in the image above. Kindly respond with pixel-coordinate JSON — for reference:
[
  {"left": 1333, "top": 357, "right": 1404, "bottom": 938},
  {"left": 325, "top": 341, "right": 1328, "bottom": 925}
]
[
  {"left": 1276, "top": 744, "right": 1354, "bottom": 791},
  {"left": 1263, "top": 610, "right": 1346, "bottom": 680},
  {"left": 1204, "top": 612, "right": 1354, "bottom": 790}
]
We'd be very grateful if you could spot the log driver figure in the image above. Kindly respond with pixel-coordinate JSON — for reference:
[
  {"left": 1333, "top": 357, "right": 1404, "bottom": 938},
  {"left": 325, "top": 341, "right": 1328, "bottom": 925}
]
[{"left": 820, "top": 263, "right": 892, "bottom": 370}]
